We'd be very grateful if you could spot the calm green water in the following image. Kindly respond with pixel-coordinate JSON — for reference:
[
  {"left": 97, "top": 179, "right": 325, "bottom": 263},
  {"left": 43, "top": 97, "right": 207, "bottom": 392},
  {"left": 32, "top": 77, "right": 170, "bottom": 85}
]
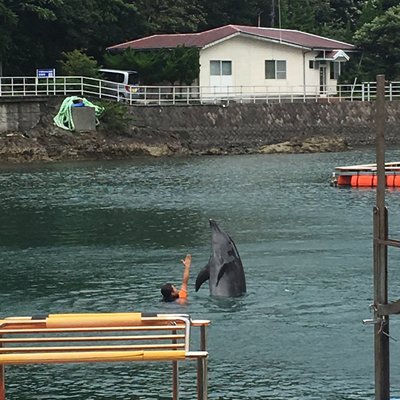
[{"left": 2, "top": 149, "right": 400, "bottom": 399}]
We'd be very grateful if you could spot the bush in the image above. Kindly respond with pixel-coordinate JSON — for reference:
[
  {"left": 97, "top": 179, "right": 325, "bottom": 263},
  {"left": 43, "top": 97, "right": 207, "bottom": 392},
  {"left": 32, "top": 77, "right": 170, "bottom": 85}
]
[
  {"left": 103, "top": 46, "right": 199, "bottom": 85},
  {"left": 59, "top": 50, "right": 101, "bottom": 78},
  {"left": 96, "top": 100, "right": 134, "bottom": 134}
]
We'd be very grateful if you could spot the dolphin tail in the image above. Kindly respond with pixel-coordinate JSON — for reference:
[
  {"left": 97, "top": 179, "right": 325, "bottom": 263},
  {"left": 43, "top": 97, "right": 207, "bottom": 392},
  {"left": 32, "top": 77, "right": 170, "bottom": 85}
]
[{"left": 195, "top": 263, "right": 210, "bottom": 292}]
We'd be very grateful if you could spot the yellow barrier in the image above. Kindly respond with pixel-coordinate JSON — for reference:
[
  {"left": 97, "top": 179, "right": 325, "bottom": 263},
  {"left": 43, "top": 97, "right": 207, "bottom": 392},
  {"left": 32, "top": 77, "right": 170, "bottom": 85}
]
[
  {"left": 0, "top": 312, "right": 209, "bottom": 400},
  {"left": 46, "top": 312, "right": 143, "bottom": 328}
]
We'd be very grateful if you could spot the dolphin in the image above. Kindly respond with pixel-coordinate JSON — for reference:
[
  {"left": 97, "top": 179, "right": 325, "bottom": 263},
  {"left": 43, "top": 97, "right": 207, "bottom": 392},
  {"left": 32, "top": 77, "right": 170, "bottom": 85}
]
[{"left": 195, "top": 219, "right": 246, "bottom": 297}]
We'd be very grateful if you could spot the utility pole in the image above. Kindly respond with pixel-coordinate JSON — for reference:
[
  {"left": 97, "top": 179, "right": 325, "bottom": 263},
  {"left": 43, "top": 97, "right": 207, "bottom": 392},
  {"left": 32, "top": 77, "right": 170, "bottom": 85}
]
[
  {"left": 257, "top": 11, "right": 263, "bottom": 27},
  {"left": 373, "top": 74, "right": 389, "bottom": 400},
  {"left": 270, "top": 0, "right": 275, "bottom": 27}
]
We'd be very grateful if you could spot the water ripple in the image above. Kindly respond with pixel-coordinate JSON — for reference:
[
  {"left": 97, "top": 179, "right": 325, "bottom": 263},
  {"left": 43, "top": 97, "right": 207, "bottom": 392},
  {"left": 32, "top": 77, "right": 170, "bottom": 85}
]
[{"left": 2, "top": 149, "right": 400, "bottom": 399}]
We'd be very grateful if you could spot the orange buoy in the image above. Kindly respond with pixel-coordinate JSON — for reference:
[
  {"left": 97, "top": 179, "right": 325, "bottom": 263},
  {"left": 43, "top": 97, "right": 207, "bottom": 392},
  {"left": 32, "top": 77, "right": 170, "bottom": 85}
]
[
  {"left": 350, "top": 174, "right": 359, "bottom": 187},
  {"left": 333, "top": 162, "right": 400, "bottom": 188},
  {"left": 386, "top": 174, "right": 400, "bottom": 187},
  {"left": 337, "top": 175, "right": 351, "bottom": 186},
  {"left": 354, "top": 175, "right": 374, "bottom": 187}
]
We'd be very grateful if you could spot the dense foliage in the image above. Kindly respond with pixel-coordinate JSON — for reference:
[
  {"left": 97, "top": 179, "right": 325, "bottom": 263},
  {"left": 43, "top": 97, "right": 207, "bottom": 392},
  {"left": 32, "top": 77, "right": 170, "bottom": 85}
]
[
  {"left": 103, "top": 47, "right": 200, "bottom": 85},
  {"left": 0, "top": 0, "right": 399, "bottom": 81}
]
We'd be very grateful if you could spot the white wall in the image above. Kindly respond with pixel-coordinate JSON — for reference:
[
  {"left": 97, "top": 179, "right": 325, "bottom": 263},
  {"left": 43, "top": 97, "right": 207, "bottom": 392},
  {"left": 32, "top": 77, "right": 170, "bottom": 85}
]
[{"left": 199, "top": 35, "right": 336, "bottom": 95}]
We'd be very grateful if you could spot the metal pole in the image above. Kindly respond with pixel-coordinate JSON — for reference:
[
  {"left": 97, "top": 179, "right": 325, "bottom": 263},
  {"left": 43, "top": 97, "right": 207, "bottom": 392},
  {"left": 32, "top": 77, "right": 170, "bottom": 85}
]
[
  {"left": 0, "top": 365, "right": 4, "bottom": 400},
  {"left": 172, "top": 328, "right": 179, "bottom": 400},
  {"left": 200, "top": 325, "right": 207, "bottom": 352},
  {"left": 197, "top": 357, "right": 208, "bottom": 400},
  {"left": 376, "top": 75, "right": 386, "bottom": 209},
  {"left": 197, "top": 325, "right": 208, "bottom": 400},
  {"left": 374, "top": 74, "right": 389, "bottom": 400},
  {"left": 0, "top": 339, "right": 5, "bottom": 400},
  {"left": 172, "top": 361, "right": 179, "bottom": 400}
]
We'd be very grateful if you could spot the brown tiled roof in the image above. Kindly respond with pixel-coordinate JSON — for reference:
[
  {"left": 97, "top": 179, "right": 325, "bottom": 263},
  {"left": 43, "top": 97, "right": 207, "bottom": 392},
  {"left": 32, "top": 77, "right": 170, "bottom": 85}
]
[{"left": 107, "top": 25, "right": 355, "bottom": 52}]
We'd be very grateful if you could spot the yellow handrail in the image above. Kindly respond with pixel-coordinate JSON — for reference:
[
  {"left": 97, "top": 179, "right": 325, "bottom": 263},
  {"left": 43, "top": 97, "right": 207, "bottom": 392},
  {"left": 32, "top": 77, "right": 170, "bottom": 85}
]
[{"left": 0, "top": 312, "right": 209, "bottom": 400}]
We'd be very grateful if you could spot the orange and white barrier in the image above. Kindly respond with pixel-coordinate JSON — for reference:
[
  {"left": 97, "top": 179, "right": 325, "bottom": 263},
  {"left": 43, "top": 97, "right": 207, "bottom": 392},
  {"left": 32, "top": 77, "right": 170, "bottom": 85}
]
[{"left": 331, "top": 162, "right": 400, "bottom": 187}]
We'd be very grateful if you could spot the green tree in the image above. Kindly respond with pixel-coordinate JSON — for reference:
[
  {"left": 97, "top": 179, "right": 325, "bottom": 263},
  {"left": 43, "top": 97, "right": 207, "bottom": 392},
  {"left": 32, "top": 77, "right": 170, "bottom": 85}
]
[
  {"left": 280, "top": 0, "right": 320, "bottom": 32},
  {"left": 354, "top": 5, "right": 400, "bottom": 80},
  {"left": 2, "top": 0, "right": 63, "bottom": 74},
  {"left": 0, "top": 0, "right": 396, "bottom": 83},
  {"left": 135, "top": 0, "right": 205, "bottom": 33},
  {"left": 278, "top": 0, "right": 368, "bottom": 41},
  {"left": 359, "top": 0, "right": 382, "bottom": 26},
  {"left": 160, "top": 47, "right": 200, "bottom": 85},
  {"left": 59, "top": 49, "right": 100, "bottom": 77},
  {"left": 0, "top": 0, "right": 17, "bottom": 73},
  {"left": 280, "top": 0, "right": 355, "bottom": 41},
  {"left": 104, "top": 50, "right": 165, "bottom": 84},
  {"left": 104, "top": 47, "right": 199, "bottom": 85},
  {"left": 1, "top": 0, "right": 141, "bottom": 75},
  {"left": 199, "top": 0, "right": 261, "bottom": 28},
  {"left": 52, "top": 0, "right": 141, "bottom": 60},
  {"left": 359, "top": 0, "right": 400, "bottom": 25}
]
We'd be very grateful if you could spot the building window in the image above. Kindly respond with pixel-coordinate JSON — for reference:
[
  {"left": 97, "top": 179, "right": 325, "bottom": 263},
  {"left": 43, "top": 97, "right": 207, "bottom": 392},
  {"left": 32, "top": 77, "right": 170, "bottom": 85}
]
[
  {"left": 210, "top": 60, "right": 232, "bottom": 76},
  {"left": 265, "top": 60, "right": 286, "bottom": 79},
  {"left": 330, "top": 62, "right": 340, "bottom": 80}
]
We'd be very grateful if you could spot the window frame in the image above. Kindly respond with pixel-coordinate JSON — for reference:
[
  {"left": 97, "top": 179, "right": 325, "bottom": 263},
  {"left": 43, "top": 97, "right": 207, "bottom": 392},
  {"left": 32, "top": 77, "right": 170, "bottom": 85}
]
[
  {"left": 330, "top": 61, "right": 340, "bottom": 80},
  {"left": 265, "top": 60, "right": 287, "bottom": 79},
  {"left": 210, "top": 60, "right": 232, "bottom": 76}
]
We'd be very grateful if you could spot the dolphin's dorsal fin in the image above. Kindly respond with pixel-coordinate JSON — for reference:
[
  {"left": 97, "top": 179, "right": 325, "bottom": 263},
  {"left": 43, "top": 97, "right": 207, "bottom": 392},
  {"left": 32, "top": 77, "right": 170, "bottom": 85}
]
[{"left": 195, "top": 263, "right": 210, "bottom": 292}]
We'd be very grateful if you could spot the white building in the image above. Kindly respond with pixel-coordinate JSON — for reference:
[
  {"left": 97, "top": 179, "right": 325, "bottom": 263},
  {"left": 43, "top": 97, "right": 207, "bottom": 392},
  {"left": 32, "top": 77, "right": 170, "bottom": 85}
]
[{"left": 107, "top": 25, "right": 355, "bottom": 99}]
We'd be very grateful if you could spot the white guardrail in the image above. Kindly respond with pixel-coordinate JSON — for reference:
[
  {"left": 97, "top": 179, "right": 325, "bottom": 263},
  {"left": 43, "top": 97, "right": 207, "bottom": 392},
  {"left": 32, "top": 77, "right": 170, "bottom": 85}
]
[{"left": 1, "top": 76, "right": 400, "bottom": 105}]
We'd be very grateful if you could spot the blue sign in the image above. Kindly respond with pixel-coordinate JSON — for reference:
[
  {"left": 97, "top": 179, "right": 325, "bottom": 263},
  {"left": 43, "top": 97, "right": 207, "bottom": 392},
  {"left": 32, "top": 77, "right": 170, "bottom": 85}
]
[{"left": 36, "top": 68, "right": 56, "bottom": 78}]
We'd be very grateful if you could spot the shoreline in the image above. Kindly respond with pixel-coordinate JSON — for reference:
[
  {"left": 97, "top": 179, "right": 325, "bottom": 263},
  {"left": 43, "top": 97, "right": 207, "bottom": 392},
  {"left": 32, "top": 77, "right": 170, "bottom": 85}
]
[
  {"left": 0, "top": 128, "right": 351, "bottom": 164},
  {"left": 3, "top": 97, "right": 396, "bottom": 164}
]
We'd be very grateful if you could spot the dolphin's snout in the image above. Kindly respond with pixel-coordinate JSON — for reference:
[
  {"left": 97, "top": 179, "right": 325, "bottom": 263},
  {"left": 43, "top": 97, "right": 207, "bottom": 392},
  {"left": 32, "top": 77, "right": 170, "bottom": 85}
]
[{"left": 209, "top": 219, "right": 220, "bottom": 230}]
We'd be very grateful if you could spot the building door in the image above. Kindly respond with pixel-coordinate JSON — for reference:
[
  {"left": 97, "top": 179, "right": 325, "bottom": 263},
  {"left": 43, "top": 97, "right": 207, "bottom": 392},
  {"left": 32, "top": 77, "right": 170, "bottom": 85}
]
[
  {"left": 210, "top": 60, "right": 232, "bottom": 94},
  {"left": 319, "top": 65, "right": 327, "bottom": 94}
]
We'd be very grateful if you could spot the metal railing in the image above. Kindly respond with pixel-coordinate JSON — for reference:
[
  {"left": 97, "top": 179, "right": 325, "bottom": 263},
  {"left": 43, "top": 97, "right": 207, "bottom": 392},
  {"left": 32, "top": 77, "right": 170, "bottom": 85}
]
[
  {"left": 0, "top": 312, "right": 210, "bottom": 400},
  {"left": 1, "top": 76, "right": 400, "bottom": 105}
]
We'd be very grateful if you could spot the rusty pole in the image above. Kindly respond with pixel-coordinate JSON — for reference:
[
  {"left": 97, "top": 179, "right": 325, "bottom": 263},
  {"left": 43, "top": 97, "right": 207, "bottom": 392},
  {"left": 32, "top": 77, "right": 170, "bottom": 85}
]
[
  {"left": 374, "top": 74, "right": 389, "bottom": 400},
  {"left": 0, "top": 339, "right": 4, "bottom": 400}
]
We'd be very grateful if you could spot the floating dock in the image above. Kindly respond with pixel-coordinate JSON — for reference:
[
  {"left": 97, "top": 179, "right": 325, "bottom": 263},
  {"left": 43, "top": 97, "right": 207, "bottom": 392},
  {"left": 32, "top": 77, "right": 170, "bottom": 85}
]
[{"left": 331, "top": 162, "right": 400, "bottom": 187}]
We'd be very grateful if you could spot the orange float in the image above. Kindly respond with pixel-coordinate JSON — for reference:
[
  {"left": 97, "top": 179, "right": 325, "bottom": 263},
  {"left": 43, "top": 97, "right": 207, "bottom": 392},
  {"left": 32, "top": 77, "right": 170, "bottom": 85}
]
[
  {"left": 337, "top": 175, "right": 351, "bottom": 186},
  {"left": 386, "top": 174, "right": 400, "bottom": 187},
  {"left": 332, "top": 162, "right": 400, "bottom": 188}
]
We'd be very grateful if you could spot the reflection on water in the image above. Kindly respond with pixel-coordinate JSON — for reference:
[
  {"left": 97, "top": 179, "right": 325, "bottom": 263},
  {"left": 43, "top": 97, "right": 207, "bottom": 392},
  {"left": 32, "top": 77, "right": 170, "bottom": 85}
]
[{"left": 1, "top": 149, "right": 400, "bottom": 399}]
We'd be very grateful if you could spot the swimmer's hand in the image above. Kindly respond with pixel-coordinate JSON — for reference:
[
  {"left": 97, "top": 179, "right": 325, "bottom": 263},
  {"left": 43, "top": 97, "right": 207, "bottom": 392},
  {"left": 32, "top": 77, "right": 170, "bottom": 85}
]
[{"left": 181, "top": 254, "right": 191, "bottom": 269}]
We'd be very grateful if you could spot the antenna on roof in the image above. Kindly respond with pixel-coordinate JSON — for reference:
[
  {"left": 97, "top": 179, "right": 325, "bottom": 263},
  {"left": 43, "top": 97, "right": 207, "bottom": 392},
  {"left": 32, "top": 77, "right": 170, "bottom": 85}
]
[
  {"left": 278, "top": 0, "right": 282, "bottom": 42},
  {"left": 257, "top": 10, "right": 263, "bottom": 27}
]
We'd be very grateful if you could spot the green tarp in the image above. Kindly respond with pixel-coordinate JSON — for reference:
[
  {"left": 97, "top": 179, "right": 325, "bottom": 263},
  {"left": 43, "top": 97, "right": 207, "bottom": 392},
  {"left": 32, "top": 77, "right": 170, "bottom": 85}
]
[{"left": 53, "top": 96, "right": 104, "bottom": 131}]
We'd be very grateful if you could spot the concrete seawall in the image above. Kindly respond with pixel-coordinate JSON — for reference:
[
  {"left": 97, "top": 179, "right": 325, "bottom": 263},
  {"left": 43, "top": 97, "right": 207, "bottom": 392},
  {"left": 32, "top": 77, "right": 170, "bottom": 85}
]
[
  {"left": 130, "top": 101, "right": 400, "bottom": 148},
  {"left": 0, "top": 97, "right": 399, "bottom": 162},
  {"left": 0, "top": 98, "right": 47, "bottom": 133}
]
